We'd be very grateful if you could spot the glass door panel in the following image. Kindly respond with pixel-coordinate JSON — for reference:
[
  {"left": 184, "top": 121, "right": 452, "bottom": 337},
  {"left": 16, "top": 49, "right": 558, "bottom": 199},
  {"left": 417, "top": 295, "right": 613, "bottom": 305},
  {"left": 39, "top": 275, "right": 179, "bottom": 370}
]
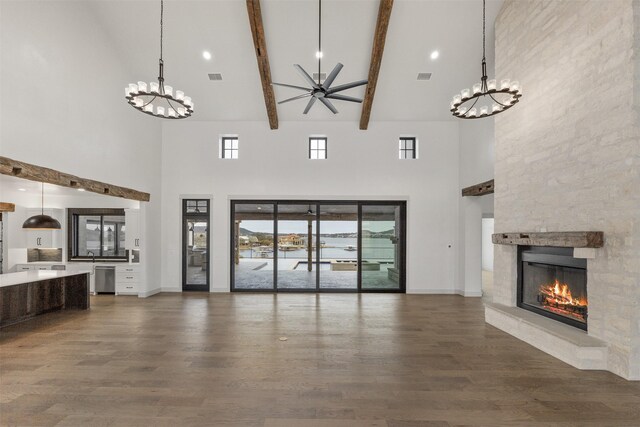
[
  {"left": 361, "top": 204, "right": 402, "bottom": 290},
  {"left": 183, "top": 199, "right": 210, "bottom": 291},
  {"left": 276, "top": 204, "right": 316, "bottom": 290},
  {"left": 318, "top": 204, "right": 358, "bottom": 290},
  {"left": 232, "top": 203, "right": 275, "bottom": 290}
]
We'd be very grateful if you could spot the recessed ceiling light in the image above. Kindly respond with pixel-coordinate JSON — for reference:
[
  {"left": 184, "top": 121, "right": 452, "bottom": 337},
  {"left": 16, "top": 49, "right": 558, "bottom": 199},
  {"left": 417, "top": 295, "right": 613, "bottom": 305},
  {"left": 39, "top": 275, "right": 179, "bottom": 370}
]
[
  {"left": 77, "top": 188, "right": 86, "bottom": 192},
  {"left": 202, "top": 51, "right": 212, "bottom": 60},
  {"left": 18, "top": 188, "right": 26, "bottom": 192},
  {"left": 430, "top": 50, "right": 439, "bottom": 60},
  {"left": 315, "top": 51, "right": 323, "bottom": 59}
]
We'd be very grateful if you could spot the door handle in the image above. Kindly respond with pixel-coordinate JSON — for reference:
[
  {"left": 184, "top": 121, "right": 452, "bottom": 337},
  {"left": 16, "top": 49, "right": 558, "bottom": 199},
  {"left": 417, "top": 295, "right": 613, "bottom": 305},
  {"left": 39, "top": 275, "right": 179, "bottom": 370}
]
[{"left": 37, "top": 237, "right": 41, "bottom": 246}]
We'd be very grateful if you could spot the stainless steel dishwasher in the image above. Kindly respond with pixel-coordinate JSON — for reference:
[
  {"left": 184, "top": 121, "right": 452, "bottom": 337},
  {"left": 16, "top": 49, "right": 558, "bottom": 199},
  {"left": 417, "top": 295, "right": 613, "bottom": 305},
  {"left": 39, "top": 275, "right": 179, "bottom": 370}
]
[{"left": 94, "top": 266, "right": 115, "bottom": 294}]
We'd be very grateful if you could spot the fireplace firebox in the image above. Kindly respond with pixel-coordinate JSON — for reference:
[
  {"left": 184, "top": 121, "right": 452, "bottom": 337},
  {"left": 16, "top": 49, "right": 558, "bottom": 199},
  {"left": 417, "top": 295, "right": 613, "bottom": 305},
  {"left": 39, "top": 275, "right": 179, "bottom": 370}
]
[{"left": 518, "top": 246, "right": 587, "bottom": 330}]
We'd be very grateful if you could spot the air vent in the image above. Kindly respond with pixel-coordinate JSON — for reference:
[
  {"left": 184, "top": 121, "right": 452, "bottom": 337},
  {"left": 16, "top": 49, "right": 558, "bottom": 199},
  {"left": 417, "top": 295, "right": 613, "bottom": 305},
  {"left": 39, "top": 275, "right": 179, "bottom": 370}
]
[
  {"left": 208, "top": 73, "right": 223, "bottom": 81},
  {"left": 417, "top": 72, "right": 432, "bottom": 81},
  {"left": 312, "top": 72, "right": 327, "bottom": 82}
]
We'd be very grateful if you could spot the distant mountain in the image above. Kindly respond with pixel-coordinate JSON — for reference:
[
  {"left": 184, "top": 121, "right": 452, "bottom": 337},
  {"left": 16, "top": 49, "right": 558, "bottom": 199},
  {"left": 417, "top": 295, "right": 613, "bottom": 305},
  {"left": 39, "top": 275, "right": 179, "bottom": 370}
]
[{"left": 239, "top": 227, "right": 255, "bottom": 236}]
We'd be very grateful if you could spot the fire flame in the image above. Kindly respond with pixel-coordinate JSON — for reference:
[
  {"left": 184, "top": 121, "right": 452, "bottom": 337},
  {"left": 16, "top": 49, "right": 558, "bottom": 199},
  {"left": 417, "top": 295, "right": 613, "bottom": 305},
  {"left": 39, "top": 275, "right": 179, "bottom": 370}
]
[{"left": 540, "top": 279, "right": 587, "bottom": 307}]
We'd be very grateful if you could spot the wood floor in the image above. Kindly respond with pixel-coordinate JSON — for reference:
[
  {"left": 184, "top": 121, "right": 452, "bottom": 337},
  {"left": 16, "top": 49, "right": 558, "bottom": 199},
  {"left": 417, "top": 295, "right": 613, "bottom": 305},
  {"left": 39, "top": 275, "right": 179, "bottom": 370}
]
[{"left": 1, "top": 293, "right": 639, "bottom": 426}]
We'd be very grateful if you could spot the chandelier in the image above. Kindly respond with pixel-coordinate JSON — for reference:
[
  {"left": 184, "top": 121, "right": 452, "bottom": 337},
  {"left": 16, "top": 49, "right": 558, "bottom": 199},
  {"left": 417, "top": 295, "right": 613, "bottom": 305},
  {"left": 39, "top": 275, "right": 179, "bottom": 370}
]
[
  {"left": 450, "top": 0, "right": 521, "bottom": 119},
  {"left": 124, "top": 0, "right": 193, "bottom": 119}
]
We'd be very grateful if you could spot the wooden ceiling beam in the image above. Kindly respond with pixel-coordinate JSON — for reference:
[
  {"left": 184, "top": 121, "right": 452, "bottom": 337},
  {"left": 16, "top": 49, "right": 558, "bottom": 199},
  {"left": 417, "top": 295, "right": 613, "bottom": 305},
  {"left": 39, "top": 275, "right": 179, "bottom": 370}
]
[
  {"left": 0, "top": 156, "right": 150, "bottom": 202},
  {"left": 0, "top": 202, "right": 16, "bottom": 212},
  {"left": 360, "top": 0, "right": 394, "bottom": 130},
  {"left": 246, "top": 0, "right": 278, "bottom": 130}
]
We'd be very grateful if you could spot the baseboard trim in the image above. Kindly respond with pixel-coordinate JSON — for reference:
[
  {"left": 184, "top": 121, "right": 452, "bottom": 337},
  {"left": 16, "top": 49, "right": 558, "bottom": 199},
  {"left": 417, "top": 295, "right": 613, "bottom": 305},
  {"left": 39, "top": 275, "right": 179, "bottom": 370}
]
[
  {"left": 160, "top": 287, "right": 182, "bottom": 293},
  {"left": 408, "top": 288, "right": 457, "bottom": 294}
]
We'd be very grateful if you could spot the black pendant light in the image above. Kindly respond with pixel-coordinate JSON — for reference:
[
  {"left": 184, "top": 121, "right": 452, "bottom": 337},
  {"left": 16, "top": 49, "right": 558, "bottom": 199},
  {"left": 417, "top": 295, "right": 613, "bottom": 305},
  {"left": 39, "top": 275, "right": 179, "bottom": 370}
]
[{"left": 23, "top": 183, "right": 61, "bottom": 230}]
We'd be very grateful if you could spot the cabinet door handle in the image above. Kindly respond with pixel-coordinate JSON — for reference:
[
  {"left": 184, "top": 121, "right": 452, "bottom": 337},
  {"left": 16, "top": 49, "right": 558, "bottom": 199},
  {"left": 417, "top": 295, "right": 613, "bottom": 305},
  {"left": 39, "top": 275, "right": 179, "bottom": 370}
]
[{"left": 37, "top": 237, "right": 41, "bottom": 246}]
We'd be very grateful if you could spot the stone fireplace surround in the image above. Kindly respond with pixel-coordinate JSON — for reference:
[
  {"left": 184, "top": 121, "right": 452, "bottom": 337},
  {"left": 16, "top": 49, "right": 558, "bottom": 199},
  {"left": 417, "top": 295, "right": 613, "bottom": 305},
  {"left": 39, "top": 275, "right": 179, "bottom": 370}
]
[{"left": 486, "top": 231, "right": 608, "bottom": 371}]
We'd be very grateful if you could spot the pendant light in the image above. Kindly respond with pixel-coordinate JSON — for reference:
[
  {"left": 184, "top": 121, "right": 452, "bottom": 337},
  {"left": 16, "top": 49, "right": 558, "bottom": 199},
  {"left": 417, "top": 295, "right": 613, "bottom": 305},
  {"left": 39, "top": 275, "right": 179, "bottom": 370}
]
[
  {"left": 23, "top": 183, "right": 61, "bottom": 230},
  {"left": 450, "top": 0, "right": 522, "bottom": 119},
  {"left": 124, "top": 0, "right": 194, "bottom": 119}
]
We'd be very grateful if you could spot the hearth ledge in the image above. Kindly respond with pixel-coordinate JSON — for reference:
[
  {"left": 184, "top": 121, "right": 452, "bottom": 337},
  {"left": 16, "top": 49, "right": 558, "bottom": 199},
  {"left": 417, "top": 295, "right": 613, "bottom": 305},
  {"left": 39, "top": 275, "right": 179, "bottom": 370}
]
[{"left": 485, "top": 302, "right": 608, "bottom": 370}]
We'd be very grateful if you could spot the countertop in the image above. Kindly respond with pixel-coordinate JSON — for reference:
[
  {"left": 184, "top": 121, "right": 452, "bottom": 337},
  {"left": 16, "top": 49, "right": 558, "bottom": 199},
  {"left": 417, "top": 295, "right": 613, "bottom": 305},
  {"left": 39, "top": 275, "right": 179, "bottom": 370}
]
[{"left": 0, "top": 270, "right": 92, "bottom": 288}]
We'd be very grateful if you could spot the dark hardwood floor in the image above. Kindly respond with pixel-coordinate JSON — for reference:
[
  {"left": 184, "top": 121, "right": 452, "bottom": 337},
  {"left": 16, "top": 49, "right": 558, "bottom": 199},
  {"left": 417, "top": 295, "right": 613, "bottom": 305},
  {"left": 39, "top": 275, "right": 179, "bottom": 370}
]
[{"left": 1, "top": 293, "right": 639, "bottom": 426}]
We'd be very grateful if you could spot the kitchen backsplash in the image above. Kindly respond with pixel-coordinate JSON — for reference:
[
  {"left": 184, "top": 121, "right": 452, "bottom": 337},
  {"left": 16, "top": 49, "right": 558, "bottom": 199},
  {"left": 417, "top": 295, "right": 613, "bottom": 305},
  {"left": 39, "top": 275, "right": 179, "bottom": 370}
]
[{"left": 27, "top": 248, "right": 63, "bottom": 262}]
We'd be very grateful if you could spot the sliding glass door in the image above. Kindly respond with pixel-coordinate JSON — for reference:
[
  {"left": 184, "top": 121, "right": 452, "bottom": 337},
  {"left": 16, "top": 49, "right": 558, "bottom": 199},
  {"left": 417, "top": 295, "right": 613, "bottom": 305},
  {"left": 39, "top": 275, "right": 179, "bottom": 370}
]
[
  {"left": 318, "top": 204, "right": 358, "bottom": 290},
  {"left": 231, "top": 200, "right": 405, "bottom": 292},
  {"left": 232, "top": 203, "right": 275, "bottom": 290},
  {"left": 361, "top": 204, "right": 404, "bottom": 290}
]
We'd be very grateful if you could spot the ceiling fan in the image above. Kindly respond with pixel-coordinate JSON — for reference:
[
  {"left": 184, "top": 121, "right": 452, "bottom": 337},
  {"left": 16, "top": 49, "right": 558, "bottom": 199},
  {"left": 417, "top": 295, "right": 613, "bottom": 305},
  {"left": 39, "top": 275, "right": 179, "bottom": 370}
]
[{"left": 272, "top": 0, "right": 367, "bottom": 114}]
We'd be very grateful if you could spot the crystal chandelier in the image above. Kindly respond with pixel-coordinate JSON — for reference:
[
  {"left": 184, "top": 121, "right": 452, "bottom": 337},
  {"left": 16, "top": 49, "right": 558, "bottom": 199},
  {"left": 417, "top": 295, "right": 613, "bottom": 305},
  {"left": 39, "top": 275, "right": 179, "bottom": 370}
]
[
  {"left": 450, "top": 0, "right": 521, "bottom": 119},
  {"left": 125, "top": 0, "right": 193, "bottom": 119}
]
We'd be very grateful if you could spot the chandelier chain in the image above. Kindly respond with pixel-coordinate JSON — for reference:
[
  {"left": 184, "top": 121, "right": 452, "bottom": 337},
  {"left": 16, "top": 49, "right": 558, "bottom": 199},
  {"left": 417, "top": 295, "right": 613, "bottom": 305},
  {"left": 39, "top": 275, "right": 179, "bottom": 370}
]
[
  {"left": 482, "top": 0, "right": 486, "bottom": 61},
  {"left": 160, "top": 0, "right": 164, "bottom": 62}
]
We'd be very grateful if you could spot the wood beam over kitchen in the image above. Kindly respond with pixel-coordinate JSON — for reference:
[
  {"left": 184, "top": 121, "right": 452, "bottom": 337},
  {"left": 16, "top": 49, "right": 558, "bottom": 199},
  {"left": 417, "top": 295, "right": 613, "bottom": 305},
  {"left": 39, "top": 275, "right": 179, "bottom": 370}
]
[
  {"left": 360, "top": 0, "right": 394, "bottom": 130},
  {"left": 461, "top": 179, "right": 495, "bottom": 197},
  {"left": 0, "top": 203, "right": 15, "bottom": 212},
  {"left": 0, "top": 156, "right": 150, "bottom": 202},
  {"left": 246, "top": 0, "right": 278, "bottom": 130}
]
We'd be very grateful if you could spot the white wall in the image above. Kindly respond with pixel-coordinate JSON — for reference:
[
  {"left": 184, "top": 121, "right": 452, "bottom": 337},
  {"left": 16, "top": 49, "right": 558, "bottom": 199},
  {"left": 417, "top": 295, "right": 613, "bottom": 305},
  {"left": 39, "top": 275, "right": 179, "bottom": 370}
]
[
  {"left": 161, "top": 121, "right": 460, "bottom": 293},
  {"left": 481, "top": 218, "right": 494, "bottom": 271},
  {"left": 0, "top": 1, "right": 163, "bottom": 295},
  {"left": 456, "top": 119, "right": 495, "bottom": 297}
]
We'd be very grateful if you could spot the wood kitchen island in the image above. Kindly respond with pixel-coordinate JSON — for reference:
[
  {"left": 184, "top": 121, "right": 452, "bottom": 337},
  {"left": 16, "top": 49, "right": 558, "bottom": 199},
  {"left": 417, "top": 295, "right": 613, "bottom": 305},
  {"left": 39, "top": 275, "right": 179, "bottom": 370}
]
[{"left": 0, "top": 270, "right": 90, "bottom": 328}]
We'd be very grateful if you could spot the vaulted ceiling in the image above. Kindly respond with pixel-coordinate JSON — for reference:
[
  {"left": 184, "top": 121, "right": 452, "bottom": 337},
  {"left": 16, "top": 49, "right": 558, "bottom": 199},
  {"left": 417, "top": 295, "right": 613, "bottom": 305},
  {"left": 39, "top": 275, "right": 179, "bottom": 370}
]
[{"left": 90, "top": 0, "right": 503, "bottom": 123}]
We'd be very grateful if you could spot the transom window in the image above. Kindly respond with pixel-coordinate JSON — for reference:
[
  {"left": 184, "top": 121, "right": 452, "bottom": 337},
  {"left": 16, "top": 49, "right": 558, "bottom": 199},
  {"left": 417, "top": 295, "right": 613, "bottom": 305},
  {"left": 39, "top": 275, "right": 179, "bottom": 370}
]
[
  {"left": 309, "top": 137, "right": 327, "bottom": 160},
  {"left": 221, "top": 136, "right": 239, "bottom": 159},
  {"left": 399, "top": 137, "right": 417, "bottom": 159},
  {"left": 185, "top": 199, "right": 209, "bottom": 214}
]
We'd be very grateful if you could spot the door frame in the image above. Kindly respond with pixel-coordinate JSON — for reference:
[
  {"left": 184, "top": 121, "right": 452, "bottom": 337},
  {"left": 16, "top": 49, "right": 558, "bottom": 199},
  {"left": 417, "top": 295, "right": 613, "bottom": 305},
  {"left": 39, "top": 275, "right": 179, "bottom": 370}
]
[
  {"left": 182, "top": 199, "right": 211, "bottom": 292},
  {"left": 230, "top": 199, "right": 406, "bottom": 293}
]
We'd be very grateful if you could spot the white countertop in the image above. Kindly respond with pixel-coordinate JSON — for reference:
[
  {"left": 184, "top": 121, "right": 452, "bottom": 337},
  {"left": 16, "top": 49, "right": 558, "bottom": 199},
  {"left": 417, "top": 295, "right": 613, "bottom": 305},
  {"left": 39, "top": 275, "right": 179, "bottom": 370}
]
[{"left": 0, "top": 270, "right": 91, "bottom": 288}]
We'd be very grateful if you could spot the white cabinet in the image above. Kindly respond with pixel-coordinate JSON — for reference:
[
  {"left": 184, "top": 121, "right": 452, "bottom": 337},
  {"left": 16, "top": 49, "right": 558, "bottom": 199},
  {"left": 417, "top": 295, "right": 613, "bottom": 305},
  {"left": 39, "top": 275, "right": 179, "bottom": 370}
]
[
  {"left": 115, "top": 264, "right": 140, "bottom": 295},
  {"left": 25, "top": 208, "right": 63, "bottom": 248},
  {"left": 124, "top": 209, "right": 141, "bottom": 250},
  {"left": 16, "top": 264, "right": 35, "bottom": 271}
]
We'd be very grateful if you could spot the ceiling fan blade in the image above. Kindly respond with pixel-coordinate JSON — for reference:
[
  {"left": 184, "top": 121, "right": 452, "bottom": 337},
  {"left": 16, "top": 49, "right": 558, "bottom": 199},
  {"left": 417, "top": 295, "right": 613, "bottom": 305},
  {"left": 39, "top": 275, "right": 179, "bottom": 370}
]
[
  {"left": 303, "top": 97, "right": 317, "bottom": 114},
  {"left": 272, "top": 82, "right": 311, "bottom": 91},
  {"left": 322, "top": 63, "right": 343, "bottom": 90},
  {"left": 326, "top": 93, "right": 363, "bottom": 103},
  {"left": 319, "top": 97, "right": 338, "bottom": 114},
  {"left": 326, "top": 79, "right": 368, "bottom": 94},
  {"left": 278, "top": 93, "right": 312, "bottom": 104},
  {"left": 294, "top": 64, "right": 320, "bottom": 89}
]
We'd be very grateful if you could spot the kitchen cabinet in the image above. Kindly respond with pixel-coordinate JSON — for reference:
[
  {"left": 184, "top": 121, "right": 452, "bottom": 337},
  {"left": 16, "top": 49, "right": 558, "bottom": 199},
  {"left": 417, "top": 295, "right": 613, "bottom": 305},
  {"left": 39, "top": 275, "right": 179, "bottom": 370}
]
[
  {"left": 115, "top": 264, "right": 140, "bottom": 295},
  {"left": 25, "top": 208, "right": 63, "bottom": 248},
  {"left": 124, "top": 209, "right": 141, "bottom": 250}
]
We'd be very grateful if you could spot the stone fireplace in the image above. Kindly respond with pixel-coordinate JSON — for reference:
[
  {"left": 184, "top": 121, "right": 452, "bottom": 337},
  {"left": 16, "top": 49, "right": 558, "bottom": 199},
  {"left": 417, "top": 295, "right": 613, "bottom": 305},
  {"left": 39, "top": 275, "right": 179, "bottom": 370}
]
[{"left": 491, "top": 1, "right": 640, "bottom": 380}]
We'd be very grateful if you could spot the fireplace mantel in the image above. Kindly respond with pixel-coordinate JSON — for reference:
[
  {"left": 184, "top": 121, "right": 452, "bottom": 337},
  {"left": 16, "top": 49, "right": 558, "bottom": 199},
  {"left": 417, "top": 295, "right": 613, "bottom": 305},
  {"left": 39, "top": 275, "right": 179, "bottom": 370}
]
[{"left": 492, "top": 231, "right": 604, "bottom": 248}]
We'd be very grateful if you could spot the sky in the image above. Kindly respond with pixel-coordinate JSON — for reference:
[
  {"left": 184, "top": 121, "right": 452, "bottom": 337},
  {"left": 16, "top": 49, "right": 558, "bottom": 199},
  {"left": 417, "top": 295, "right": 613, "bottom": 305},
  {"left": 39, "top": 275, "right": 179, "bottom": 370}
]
[{"left": 240, "top": 220, "right": 394, "bottom": 234}]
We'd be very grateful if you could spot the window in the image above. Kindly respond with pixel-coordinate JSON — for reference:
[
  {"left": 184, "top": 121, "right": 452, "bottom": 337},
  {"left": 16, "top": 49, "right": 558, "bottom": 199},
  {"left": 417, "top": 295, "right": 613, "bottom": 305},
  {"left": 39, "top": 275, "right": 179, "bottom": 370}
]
[
  {"left": 309, "top": 137, "right": 327, "bottom": 159},
  {"left": 221, "top": 136, "right": 239, "bottom": 159},
  {"left": 68, "top": 209, "right": 127, "bottom": 260},
  {"left": 399, "top": 137, "right": 417, "bottom": 159},
  {"left": 185, "top": 199, "right": 209, "bottom": 214}
]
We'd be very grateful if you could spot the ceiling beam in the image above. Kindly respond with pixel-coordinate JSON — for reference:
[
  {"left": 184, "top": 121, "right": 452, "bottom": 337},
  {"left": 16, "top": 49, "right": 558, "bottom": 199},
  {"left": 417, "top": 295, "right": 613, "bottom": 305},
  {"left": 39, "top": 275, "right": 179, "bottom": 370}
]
[
  {"left": 0, "top": 203, "right": 15, "bottom": 212},
  {"left": 360, "top": 0, "right": 394, "bottom": 130},
  {"left": 246, "top": 0, "right": 278, "bottom": 130},
  {"left": 0, "top": 156, "right": 150, "bottom": 202}
]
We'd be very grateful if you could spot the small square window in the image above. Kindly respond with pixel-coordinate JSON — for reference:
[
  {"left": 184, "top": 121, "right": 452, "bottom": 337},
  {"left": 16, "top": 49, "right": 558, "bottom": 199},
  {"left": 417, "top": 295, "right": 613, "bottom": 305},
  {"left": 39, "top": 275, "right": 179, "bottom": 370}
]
[
  {"left": 309, "top": 137, "right": 327, "bottom": 160},
  {"left": 221, "top": 136, "right": 239, "bottom": 159},
  {"left": 399, "top": 137, "right": 417, "bottom": 159}
]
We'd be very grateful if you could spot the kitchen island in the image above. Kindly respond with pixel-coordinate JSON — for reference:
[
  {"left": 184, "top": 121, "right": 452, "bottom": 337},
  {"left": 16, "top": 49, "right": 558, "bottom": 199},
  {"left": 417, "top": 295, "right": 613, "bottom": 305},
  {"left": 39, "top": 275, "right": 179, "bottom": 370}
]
[{"left": 0, "top": 270, "right": 90, "bottom": 328}]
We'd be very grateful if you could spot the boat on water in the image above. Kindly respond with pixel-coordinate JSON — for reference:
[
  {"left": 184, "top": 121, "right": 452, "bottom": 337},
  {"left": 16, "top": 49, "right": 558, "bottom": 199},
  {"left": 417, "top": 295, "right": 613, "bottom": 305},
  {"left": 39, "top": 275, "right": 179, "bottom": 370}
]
[
  {"left": 344, "top": 245, "right": 357, "bottom": 252},
  {"left": 278, "top": 244, "right": 300, "bottom": 252}
]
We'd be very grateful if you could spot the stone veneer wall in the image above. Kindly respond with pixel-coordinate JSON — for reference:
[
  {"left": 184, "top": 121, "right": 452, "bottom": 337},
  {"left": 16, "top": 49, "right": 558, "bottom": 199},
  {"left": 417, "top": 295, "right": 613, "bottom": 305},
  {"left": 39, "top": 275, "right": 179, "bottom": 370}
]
[{"left": 493, "top": 0, "right": 640, "bottom": 379}]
